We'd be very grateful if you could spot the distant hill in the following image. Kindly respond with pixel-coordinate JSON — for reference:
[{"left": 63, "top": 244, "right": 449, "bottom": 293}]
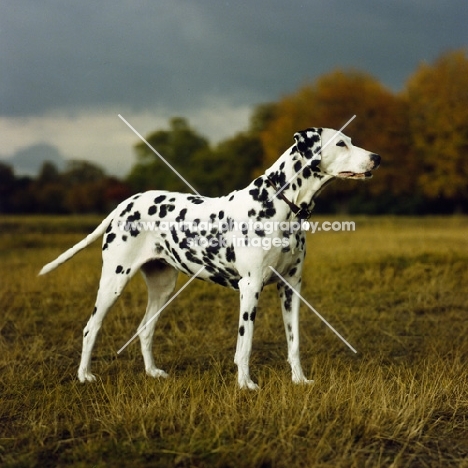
[{"left": 5, "top": 143, "right": 66, "bottom": 176}]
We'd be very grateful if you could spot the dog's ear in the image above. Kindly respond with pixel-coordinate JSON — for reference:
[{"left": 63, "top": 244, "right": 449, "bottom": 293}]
[{"left": 293, "top": 128, "right": 322, "bottom": 170}]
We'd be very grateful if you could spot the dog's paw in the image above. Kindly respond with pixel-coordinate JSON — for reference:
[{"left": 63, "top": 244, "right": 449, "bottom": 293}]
[
  {"left": 293, "top": 376, "right": 314, "bottom": 385},
  {"left": 238, "top": 378, "right": 260, "bottom": 391},
  {"left": 146, "top": 367, "right": 169, "bottom": 379},
  {"left": 78, "top": 369, "right": 97, "bottom": 383}
]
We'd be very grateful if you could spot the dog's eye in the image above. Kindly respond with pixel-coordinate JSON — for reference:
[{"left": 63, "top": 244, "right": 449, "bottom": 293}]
[{"left": 336, "top": 140, "right": 347, "bottom": 147}]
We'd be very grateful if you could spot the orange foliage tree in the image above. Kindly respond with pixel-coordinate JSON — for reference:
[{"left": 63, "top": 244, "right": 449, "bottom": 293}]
[
  {"left": 405, "top": 49, "right": 468, "bottom": 204},
  {"left": 260, "top": 70, "right": 412, "bottom": 206}
]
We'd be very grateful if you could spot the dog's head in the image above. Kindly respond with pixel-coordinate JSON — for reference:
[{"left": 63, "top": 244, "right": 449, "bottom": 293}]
[{"left": 294, "top": 127, "right": 380, "bottom": 180}]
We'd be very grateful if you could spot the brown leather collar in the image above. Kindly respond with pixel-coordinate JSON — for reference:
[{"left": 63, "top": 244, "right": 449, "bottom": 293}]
[{"left": 266, "top": 177, "right": 312, "bottom": 220}]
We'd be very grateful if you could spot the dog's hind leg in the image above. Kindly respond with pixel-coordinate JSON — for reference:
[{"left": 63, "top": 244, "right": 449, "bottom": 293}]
[
  {"left": 234, "top": 276, "right": 262, "bottom": 390},
  {"left": 138, "top": 260, "right": 178, "bottom": 378},
  {"left": 278, "top": 270, "right": 313, "bottom": 385},
  {"left": 78, "top": 261, "right": 135, "bottom": 382}
]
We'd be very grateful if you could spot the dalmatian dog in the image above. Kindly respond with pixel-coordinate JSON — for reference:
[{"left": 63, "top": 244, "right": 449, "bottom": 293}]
[{"left": 40, "top": 128, "right": 380, "bottom": 390}]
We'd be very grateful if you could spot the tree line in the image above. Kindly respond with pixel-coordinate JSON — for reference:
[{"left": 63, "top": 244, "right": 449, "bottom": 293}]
[{"left": 1, "top": 49, "right": 467, "bottom": 215}]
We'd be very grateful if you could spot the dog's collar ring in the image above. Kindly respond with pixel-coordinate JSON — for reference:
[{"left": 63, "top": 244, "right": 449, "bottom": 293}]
[{"left": 266, "top": 177, "right": 312, "bottom": 220}]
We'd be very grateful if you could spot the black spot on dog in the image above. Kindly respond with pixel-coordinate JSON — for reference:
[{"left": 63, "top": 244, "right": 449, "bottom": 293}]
[
  {"left": 159, "top": 205, "right": 168, "bottom": 218},
  {"left": 255, "top": 229, "right": 265, "bottom": 237},
  {"left": 239, "top": 326, "right": 245, "bottom": 336},
  {"left": 288, "top": 267, "right": 297, "bottom": 277},
  {"left": 167, "top": 204, "right": 175, "bottom": 212},
  {"left": 264, "top": 207, "right": 276, "bottom": 218},
  {"left": 122, "top": 235, "right": 127, "bottom": 242},
  {"left": 284, "top": 287, "right": 293, "bottom": 312},
  {"left": 120, "top": 203, "right": 134, "bottom": 217},
  {"left": 126, "top": 268, "right": 131, "bottom": 275},
  {"left": 225, "top": 267, "right": 238, "bottom": 277},
  {"left": 180, "top": 262, "right": 192, "bottom": 274},
  {"left": 228, "top": 195, "right": 234, "bottom": 201},
  {"left": 148, "top": 205, "right": 157, "bottom": 216},
  {"left": 154, "top": 195, "right": 166, "bottom": 204},
  {"left": 249, "top": 188, "right": 260, "bottom": 200},
  {"left": 176, "top": 208, "right": 187, "bottom": 222},
  {"left": 210, "top": 274, "right": 228, "bottom": 287},
  {"left": 302, "top": 166, "right": 312, "bottom": 179},
  {"left": 92, "top": 307, "right": 97, "bottom": 316},
  {"left": 189, "top": 197, "right": 204, "bottom": 204},
  {"left": 169, "top": 197, "right": 176, "bottom": 202},
  {"left": 225, "top": 217, "right": 234, "bottom": 231},
  {"left": 226, "top": 245, "right": 236, "bottom": 262},
  {"left": 105, "top": 223, "right": 113, "bottom": 234},
  {"left": 247, "top": 209, "right": 256, "bottom": 217},
  {"left": 185, "top": 251, "right": 203, "bottom": 265},
  {"left": 104, "top": 233, "right": 116, "bottom": 250},
  {"left": 206, "top": 241, "right": 221, "bottom": 256},
  {"left": 293, "top": 160, "right": 302, "bottom": 173},
  {"left": 171, "top": 248, "right": 182, "bottom": 263},
  {"left": 243, "top": 312, "right": 249, "bottom": 321},
  {"left": 126, "top": 212, "right": 141, "bottom": 237},
  {"left": 115, "top": 265, "right": 123, "bottom": 274},
  {"left": 250, "top": 307, "right": 257, "bottom": 321},
  {"left": 218, "top": 210, "right": 225, "bottom": 219},
  {"left": 127, "top": 211, "right": 141, "bottom": 221},
  {"left": 170, "top": 227, "right": 179, "bottom": 244},
  {"left": 249, "top": 188, "right": 269, "bottom": 203},
  {"left": 253, "top": 177, "right": 263, "bottom": 187}
]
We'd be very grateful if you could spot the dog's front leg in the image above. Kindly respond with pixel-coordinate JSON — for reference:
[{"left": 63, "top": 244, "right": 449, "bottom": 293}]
[
  {"left": 278, "top": 273, "right": 314, "bottom": 385},
  {"left": 234, "top": 277, "right": 262, "bottom": 390}
]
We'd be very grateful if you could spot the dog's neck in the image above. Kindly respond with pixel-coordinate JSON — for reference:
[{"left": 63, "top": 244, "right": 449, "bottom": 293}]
[{"left": 263, "top": 145, "right": 334, "bottom": 218}]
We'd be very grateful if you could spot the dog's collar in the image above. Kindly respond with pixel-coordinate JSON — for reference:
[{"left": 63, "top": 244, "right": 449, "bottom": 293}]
[{"left": 266, "top": 177, "right": 312, "bottom": 220}]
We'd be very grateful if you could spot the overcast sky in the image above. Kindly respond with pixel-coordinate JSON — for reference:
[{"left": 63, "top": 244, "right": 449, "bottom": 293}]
[{"left": 1, "top": 0, "right": 467, "bottom": 177}]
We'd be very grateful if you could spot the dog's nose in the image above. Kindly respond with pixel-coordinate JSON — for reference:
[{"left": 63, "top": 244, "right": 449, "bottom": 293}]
[{"left": 370, "top": 153, "right": 381, "bottom": 169}]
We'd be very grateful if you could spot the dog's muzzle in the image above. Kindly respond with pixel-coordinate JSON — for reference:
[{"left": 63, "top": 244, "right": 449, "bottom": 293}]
[{"left": 338, "top": 153, "right": 380, "bottom": 180}]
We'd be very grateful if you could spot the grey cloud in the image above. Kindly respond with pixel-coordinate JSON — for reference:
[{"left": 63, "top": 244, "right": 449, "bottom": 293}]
[{"left": 1, "top": 0, "right": 467, "bottom": 117}]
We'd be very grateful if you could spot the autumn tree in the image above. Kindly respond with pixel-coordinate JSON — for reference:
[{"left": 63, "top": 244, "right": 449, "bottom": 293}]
[
  {"left": 405, "top": 49, "right": 468, "bottom": 207},
  {"left": 260, "top": 70, "right": 412, "bottom": 209}
]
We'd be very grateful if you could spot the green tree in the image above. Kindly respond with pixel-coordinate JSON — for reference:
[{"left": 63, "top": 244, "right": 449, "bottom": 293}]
[
  {"left": 37, "top": 161, "right": 60, "bottom": 185},
  {"left": 0, "top": 162, "right": 15, "bottom": 212},
  {"left": 190, "top": 132, "right": 264, "bottom": 196},
  {"left": 127, "top": 117, "right": 209, "bottom": 193}
]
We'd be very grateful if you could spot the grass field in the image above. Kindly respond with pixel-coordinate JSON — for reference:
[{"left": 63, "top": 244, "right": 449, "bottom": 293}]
[{"left": 1, "top": 215, "right": 467, "bottom": 467}]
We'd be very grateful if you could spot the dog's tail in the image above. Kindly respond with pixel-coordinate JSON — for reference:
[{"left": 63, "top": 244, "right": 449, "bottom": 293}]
[{"left": 39, "top": 209, "right": 117, "bottom": 276}]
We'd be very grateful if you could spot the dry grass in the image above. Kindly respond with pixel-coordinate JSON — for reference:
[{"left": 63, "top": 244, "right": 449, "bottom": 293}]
[{"left": 0, "top": 215, "right": 467, "bottom": 467}]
